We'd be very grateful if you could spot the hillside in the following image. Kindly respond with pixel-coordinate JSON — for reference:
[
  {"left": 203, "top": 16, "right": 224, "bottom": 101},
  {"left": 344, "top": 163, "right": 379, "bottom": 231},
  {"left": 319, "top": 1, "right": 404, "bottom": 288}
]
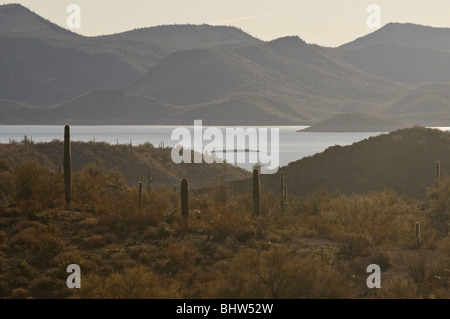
[
  {"left": 41, "top": 89, "right": 176, "bottom": 124},
  {"left": 237, "top": 36, "right": 406, "bottom": 103},
  {"left": 299, "top": 113, "right": 411, "bottom": 132},
  {"left": 165, "top": 92, "right": 313, "bottom": 125},
  {"left": 336, "top": 23, "right": 450, "bottom": 87},
  {"left": 337, "top": 43, "right": 450, "bottom": 84},
  {"left": 383, "top": 83, "right": 450, "bottom": 126},
  {"left": 341, "top": 22, "right": 450, "bottom": 51},
  {"left": 0, "top": 3, "right": 76, "bottom": 38},
  {"left": 96, "top": 24, "right": 262, "bottom": 71},
  {"left": 0, "top": 140, "right": 250, "bottom": 188},
  {"left": 0, "top": 4, "right": 261, "bottom": 70},
  {"left": 232, "top": 127, "right": 450, "bottom": 200},
  {"left": 127, "top": 47, "right": 283, "bottom": 106},
  {"left": 0, "top": 36, "right": 140, "bottom": 106},
  {"left": 126, "top": 37, "right": 407, "bottom": 123},
  {"left": 1, "top": 129, "right": 449, "bottom": 300},
  {"left": 0, "top": 4, "right": 262, "bottom": 106}
]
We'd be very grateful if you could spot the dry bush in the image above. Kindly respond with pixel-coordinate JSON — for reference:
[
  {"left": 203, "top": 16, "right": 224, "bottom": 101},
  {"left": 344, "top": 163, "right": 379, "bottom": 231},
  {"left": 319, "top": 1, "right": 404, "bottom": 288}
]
[
  {"left": 159, "top": 239, "right": 201, "bottom": 274},
  {"left": 11, "top": 287, "right": 29, "bottom": 299},
  {"left": 52, "top": 251, "right": 82, "bottom": 274},
  {"left": 28, "top": 276, "right": 59, "bottom": 299},
  {"left": 369, "top": 249, "right": 392, "bottom": 270},
  {"left": 297, "top": 190, "right": 422, "bottom": 248},
  {"left": 207, "top": 207, "right": 256, "bottom": 242},
  {"left": 394, "top": 252, "right": 450, "bottom": 297},
  {"left": 377, "top": 277, "right": 419, "bottom": 299},
  {"left": 79, "top": 265, "right": 179, "bottom": 298},
  {"left": 3, "top": 258, "right": 39, "bottom": 296},
  {"left": 9, "top": 161, "right": 63, "bottom": 213},
  {"left": 82, "top": 234, "right": 108, "bottom": 248},
  {"left": 127, "top": 243, "right": 159, "bottom": 264},
  {"left": 9, "top": 222, "right": 63, "bottom": 260},
  {"left": 209, "top": 176, "right": 234, "bottom": 210},
  {"left": 339, "top": 233, "right": 375, "bottom": 259},
  {"left": 403, "top": 254, "right": 429, "bottom": 284},
  {"left": 0, "top": 230, "right": 8, "bottom": 250},
  {"left": 0, "top": 275, "right": 8, "bottom": 298},
  {"left": 208, "top": 245, "right": 351, "bottom": 299},
  {"left": 427, "top": 177, "right": 450, "bottom": 234},
  {"left": 72, "top": 165, "right": 108, "bottom": 211},
  {"left": 97, "top": 185, "right": 174, "bottom": 230},
  {"left": 0, "top": 159, "right": 9, "bottom": 171}
]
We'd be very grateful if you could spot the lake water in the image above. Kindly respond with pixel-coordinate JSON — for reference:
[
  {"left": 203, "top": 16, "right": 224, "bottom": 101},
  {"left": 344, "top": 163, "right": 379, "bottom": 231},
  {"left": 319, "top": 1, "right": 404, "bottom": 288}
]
[{"left": 1, "top": 125, "right": 446, "bottom": 172}]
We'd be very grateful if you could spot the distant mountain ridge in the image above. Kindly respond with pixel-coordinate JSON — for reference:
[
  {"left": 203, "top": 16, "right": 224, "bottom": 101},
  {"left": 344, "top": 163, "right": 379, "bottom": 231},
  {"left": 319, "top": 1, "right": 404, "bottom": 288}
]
[
  {"left": 341, "top": 22, "right": 450, "bottom": 51},
  {"left": 2, "top": 4, "right": 450, "bottom": 126}
]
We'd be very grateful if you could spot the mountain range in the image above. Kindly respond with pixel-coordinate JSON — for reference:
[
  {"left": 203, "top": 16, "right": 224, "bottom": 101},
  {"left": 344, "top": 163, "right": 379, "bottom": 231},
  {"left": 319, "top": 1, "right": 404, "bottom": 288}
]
[{"left": 1, "top": 4, "right": 450, "bottom": 126}]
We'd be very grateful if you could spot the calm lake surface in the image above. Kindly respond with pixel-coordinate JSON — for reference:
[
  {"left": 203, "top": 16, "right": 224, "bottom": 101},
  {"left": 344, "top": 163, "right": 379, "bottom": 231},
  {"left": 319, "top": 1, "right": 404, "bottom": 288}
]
[{"left": 1, "top": 125, "right": 448, "bottom": 172}]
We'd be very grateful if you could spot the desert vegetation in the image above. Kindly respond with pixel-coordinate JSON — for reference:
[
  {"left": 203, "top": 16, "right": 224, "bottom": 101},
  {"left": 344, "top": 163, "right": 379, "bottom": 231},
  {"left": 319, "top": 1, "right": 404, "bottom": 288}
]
[{"left": 0, "top": 129, "right": 449, "bottom": 299}]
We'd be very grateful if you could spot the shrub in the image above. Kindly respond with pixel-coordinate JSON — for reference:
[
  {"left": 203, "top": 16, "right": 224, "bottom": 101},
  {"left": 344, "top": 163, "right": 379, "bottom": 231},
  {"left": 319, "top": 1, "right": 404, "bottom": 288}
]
[
  {"left": 0, "top": 159, "right": 9, "bottom": 172},
  {"left": 427, "top": 176, "right": 450, "bottom": 233},
  {"left": 208, "top": 245, "right": 351, "bottom": 299},
  {"left": 79, "top": 265, "right": 178, "bottom": 298},
  {"left": 9, "top": 222, "right": 63, "bottom": 260},
  {"left": 378, "top": 277, "right": 418, "bottom": 299},
  {"left": 10, "top": 161, "right": 63, "bottom": 213},
  {"left": 339, "top": 234, "right": 374, "bottom": 259},
  {"left": 403, "top": 253, "right": 429, "bottom": 284},
  {"left": 208, "top": 207, "right": 256, "bottom": 242}
]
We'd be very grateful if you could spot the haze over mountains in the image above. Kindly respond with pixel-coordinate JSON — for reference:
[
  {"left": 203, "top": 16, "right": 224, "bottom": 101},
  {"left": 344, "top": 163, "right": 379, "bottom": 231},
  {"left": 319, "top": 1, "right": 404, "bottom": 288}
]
[{"left": 1, "top": 4, "right": 450, "bottom": 126}]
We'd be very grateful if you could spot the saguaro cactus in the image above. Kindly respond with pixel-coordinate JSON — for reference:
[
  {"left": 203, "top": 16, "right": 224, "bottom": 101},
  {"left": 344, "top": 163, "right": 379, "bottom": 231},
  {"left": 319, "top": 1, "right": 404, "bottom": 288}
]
[
  {"left": 279, "top": 171, "right": 287, "bottom": 212},
  {"left": 64, "top": 125, "right": 72, "bottom": 206},
  {"left": 252, "top": 169, "right": 261, "bottom": 216},
  {"left": 181, "top": 178, "right": 189, "bottom": 221},
  {"left": 138, "top": 181, "right": 144, "bottom": 208},
  {"left": 435, "top": 161, "right": 440, "bottom": 188},
  {"left": 415, "top": 222, "right": 421, "bottom": 240}
]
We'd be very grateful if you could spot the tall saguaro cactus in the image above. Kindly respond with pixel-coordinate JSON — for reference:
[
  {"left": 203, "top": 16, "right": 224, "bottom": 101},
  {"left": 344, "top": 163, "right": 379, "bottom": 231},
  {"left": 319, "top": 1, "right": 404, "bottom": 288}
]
[
  {"left": 415, "top": 221, "right": 421, "bottom": 247},
  {"left": 181, "top": 178, "right": 189, "bottom": 222},
  {"left": 138, "top": 181, "right": 144, "bottom": 208},
  {"left": 64, "top": 125, "right": 72, "bottom": 207},
  {"left": 279, "top": 171, "right": 287, "bottom": 213},
  {"left": 252, "top": 169, "right": 261, "bottom": 216},
  {"left": 435, "top": 161, "right": 440, "bottom": 188}
]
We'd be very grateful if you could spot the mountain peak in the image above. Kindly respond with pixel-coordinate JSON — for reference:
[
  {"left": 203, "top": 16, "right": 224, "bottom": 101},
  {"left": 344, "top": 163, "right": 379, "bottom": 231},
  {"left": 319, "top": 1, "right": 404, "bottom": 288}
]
[
  {"left": 269, "top": 35, "right": 307, "bottom": 46},
  {"left": 0, "top": 3, "right": 76, "bottom": 38},
  {"left": 341, "top": 22, "right": 450, "bottom": 51},
  {"left": 266, "top": 35, "right": 320, "bottom": 62},
  {"left": 0, "top": 3, "right": 26, "bottom": 10}
]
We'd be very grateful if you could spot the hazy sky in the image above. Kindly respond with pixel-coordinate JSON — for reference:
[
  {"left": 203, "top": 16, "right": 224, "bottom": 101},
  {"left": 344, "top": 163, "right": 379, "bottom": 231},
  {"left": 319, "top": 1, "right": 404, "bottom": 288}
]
[{"left": 2, "top": 0, "right": 450, "bottom": 47}]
